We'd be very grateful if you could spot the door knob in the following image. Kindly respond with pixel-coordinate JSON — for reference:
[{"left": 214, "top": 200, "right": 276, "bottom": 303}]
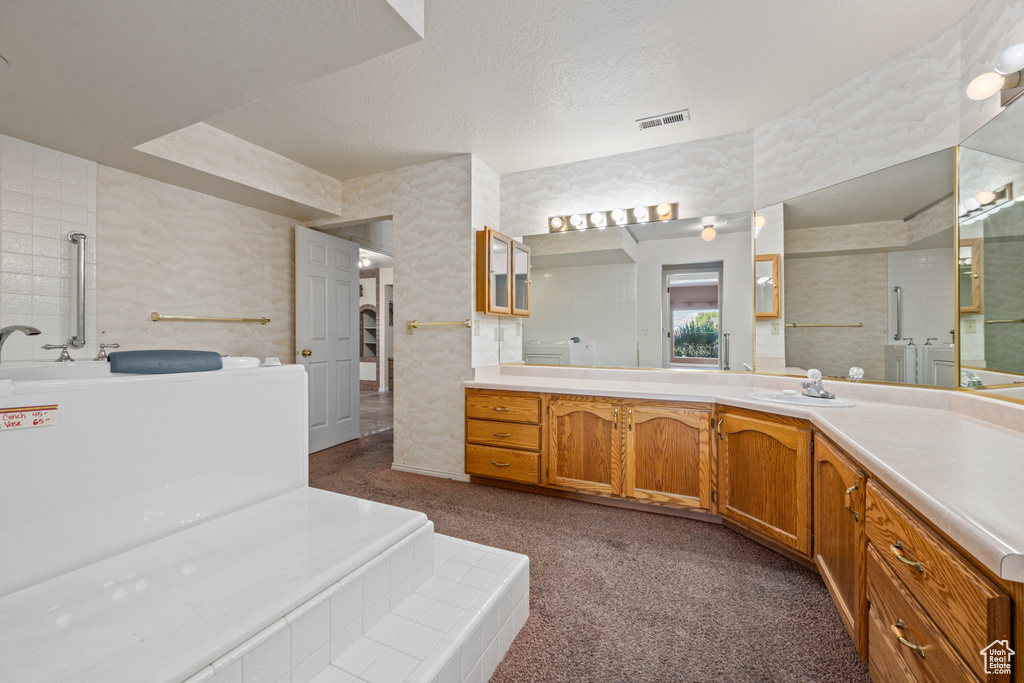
[{"left": 301, "top": 349, "right": 312, "bottom": 357}]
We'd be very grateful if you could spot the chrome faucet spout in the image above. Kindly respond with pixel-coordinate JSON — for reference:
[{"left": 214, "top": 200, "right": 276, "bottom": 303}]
[{"left": 0, "top": 325, "right": 42, "bottom": 363}]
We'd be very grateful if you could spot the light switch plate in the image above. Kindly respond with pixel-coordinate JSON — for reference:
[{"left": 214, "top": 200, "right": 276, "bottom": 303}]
[
  {"left": 965, "top": 319, "right": 977, "bottom": 333},
  {"left": 771, "top": 323, "right": 780, "bottom": 335},
  {"left": 474, "top": 320, "right": 480, "bottom": 336},
  {"left": 637, "top": 326, "right": 650, "bottom": 335}
]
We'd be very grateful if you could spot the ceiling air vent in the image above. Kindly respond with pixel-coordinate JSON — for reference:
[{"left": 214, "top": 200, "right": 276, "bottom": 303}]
[{"left": 636, "top": 108, "right": 690, "bottom": 131}]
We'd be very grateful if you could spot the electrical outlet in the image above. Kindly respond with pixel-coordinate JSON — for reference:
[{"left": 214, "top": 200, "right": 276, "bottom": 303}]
[
  {"left": 964, "top": 319, "right": 977, "bottom": 333},
  {"left": 637, "top": 326, "right": 650, "bottom": 335},
  {"left": 771, "top": 323, "right": 780, "bottom": 335},
  {"left": 494, "top": 327, "right": 500, "bottom": 341},
  {"left": 474, "top": 320, "right": 480, "bottom": 336},
  {"left": 516, "top": 320, "right": 521, "bottom": 335}
]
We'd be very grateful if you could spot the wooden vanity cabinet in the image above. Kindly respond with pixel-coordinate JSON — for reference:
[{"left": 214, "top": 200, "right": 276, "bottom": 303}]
[
  {"left": 623, "top": 404, "right": 713, "bottom": 511},
  {"left": 547, "top": 396, "right": 622, "bottom": 495},
  {"left": 813, "top": 435, "right": 867, "bottom": 659},
  {"left": 465, "top": 390, "right": 541, "bottom": 484},
  {"left": 717, "top": 408, "right": 813, "bottom": 557}
]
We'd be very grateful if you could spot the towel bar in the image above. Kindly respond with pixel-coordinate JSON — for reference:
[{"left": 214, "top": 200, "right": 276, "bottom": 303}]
[
  {"left": 785, "top": 322, "right": 864, "bottom": 328},
  {"left": 406, "top": 319, "right": 472, "bottom": 335},
  {"left": 151, "top": 312, "right": 270, "bottom": 325}
]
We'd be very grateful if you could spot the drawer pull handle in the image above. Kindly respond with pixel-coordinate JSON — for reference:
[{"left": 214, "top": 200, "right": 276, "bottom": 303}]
[
  {"left": 890, "top": 541, "right": 924, "bottom": 573},
  {"left": 628, "top": 408, "right": 633, "bottom": 431},
  {"left": 717, "top": 416, "right": 724, "bottom": 441},
  {"left": 491, "top": 406, "right": 510, "bottom": 412},
  {"left": 890, "top": 620, "right": 925, "bottom": 658},
  {"left": 493, "top": 432, "right": 511, "bottom": 438},
  {"left": 613, "top": 407, "right": 619, "bottom": 429},
  {"left": 491, "top": 461, "right": 510, "bottom": 467},
  {"left": 844, "top": 480, "right": 860, "bottom": 522}
]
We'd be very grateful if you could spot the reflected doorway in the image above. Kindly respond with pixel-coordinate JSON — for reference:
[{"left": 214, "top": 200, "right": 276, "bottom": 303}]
[{"left": 662, "top": 263, "right": 723, "bottom": 369}]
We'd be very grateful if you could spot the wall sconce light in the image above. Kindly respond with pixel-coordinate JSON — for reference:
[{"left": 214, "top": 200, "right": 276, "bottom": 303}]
[
  {"left": 960, "top": 183, "right": 1014, "bottom": 225},
  {"left": 967, "top": 43, "right": 1024, "bottom": 105},
  {"left": 701, "top": 224, "right": 716, "bottom": 241},
  {"left": 547, "top": 203, "right": 678, "bottom": 233}
]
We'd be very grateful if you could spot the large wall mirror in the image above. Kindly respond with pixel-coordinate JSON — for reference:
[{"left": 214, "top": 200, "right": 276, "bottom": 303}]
[
  {"left": 958, "top": 97, "right": 1024, "bottom": 400},
  {"left": 754, "top": 149, "right": 958, "bottom": 387},
  {"left": 497, "top": 212, "right": 754, "bottom": 371}
]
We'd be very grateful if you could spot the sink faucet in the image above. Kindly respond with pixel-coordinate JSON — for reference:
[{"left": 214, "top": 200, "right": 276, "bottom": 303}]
[
  {"left": 0, "top": 325, "right": 42, "bottom": 363},
  {"left": 801, "top": 369, "right": 836, "bottom": 399}
]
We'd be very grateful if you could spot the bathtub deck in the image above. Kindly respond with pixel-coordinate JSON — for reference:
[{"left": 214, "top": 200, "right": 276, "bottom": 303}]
[{"left": 0, "top": 488, "right": 429, "bottom": 682}]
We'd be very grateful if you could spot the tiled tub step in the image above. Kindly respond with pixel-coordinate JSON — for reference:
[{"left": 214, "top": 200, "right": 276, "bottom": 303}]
[{"left": 314, "top": 535, "right": 529, "bottom": 683}]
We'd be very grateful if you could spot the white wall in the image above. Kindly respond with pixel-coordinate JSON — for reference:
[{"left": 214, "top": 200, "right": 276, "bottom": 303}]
[
  {"left": 635, "top": 231, "right": 753, "bottom": 370},
  {"left": 524, "top": 262, "right": 637, "bottom": 368},
  {"left": 0, "top": 136, "right": 98, "bottom": 361}
]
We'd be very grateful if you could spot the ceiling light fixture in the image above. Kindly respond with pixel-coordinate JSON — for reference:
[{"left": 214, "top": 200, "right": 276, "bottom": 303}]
[
  {"left": 967, "top": 44, "right": 1024, "bottom": 105},
  {"left": 701, "top": 224, "right": 716, "bottom": 241},
  {"left": 753, "top": 215, "right": 766, "bottom": 228},
  {"left": 959, "top": 183, "right": 1014, "bottom": 224}
]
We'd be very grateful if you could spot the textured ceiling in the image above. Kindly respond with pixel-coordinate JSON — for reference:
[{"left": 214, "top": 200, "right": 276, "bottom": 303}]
[
  {"left": 206, "top": 0, "right": 976, "bottom": 180},
  {"left": 782, "top": 148, "right": 956, "bottom": 229}
]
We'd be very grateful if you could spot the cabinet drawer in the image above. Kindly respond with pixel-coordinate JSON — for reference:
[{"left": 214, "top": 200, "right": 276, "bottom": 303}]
[
  {"left": 466, "top": 392, "right": 541, "bottom": 424},
  {"left": 466, "top": 444, "right": 539, "bottom": 484},
  {"left": 867, "top": 544, "right": 980, "bottom": 682},
  {"left": 867, "top": 606, "right": 917, "bottom": 683},
  {"left": 865, "top": 482, "right": 1009, "bottom": 681},
  {"left": 466, "top": 418, "right": 540, "bottom": 450}
]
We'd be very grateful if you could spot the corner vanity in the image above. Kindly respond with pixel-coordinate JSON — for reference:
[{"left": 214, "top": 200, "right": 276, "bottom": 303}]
[{"left": 464, "top": 365, "right": 1024, "bottom": 682}]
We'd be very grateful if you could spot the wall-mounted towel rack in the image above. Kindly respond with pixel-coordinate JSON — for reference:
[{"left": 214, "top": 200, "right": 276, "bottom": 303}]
[
  {"left": 151, "top": 312, "right": 270, "bottom": 325},
  {"left": 785, "top": 322, "right": 864, "bottom": 328},
  {"left": 406, "top": 319, "right": 472, "bottom": 335},
  {"left": 985, "top": 317, "right": 1024, "bottom": 325}
]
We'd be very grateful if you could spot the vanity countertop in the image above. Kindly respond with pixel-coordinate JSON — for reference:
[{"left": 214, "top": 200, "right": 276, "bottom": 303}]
[{"left": 465, "top": 368, "right": 1024, "bottom": 583}]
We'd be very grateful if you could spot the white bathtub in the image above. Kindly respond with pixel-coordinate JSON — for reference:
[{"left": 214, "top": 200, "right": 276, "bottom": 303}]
[{"left": 0, "top": 358, "right": 307, "bottom": 597}]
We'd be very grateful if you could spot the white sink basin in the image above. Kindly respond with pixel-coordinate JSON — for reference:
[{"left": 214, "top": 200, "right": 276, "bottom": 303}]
[{"left": 746, "top": 391, "right": 856, "bottom": 408}]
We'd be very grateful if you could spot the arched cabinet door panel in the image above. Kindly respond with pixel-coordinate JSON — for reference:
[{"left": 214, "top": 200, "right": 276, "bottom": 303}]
[
  {"left": 624, "top": 405, "right": 712, "bottom": 511},
  {"left": 717, "top": 410, "right": 812, "bottom": 556},
  {"left": 547, "top": 396, "right": 622, "bottom": 495}
]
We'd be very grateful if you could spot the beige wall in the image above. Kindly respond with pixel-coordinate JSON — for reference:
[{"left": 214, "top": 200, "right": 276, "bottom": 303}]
[{"left": 96, "top": 166, "right": 296, "bottom": 361}]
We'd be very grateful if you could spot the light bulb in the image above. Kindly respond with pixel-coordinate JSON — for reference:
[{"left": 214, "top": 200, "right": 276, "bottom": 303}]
[
  {"left": 656, "top": 202, "right": 672, "bottom": 218},
  {"left": 550, "top": 216, "right": 564, "bottom": 230},
  {"left": 976, "top": 190, "right": 997, "bottom": 205},
  {"left": 611, "top": 208, "right": 626, "bottom": 224},
  {"left": 590, "top": 211, "right": 606, "bottom": 227},
  {"left": 963, "top": 197, "right": 980, "bottom": 212},
  {"left": 701, "top": 225, "right": 716, "bottom": 241},
  {"left": 753, "top": 215, "right": 766, "bottom": 228},
  {"left": 569, "top": 214, "right": 583, "bottom": 228},
  {"left": 996, "top": 43, "right": 1024, "bottom": 74},
  {"left": 967, "top": 72, "right": 1005, "bottom": 100},
  {"left": 634, "top": 206, "right": 649, "bottom": 222}
]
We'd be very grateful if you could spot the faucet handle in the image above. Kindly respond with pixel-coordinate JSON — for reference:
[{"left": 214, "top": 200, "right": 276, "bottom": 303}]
[
  {"left": 924, "top": 337, "right": 938, "bottom": 346},
  {"left": 96, "top": 343, "right": 120, "bottom": 361},
  {"left": 806, "top": 369, "right": 822, "bottom": 382},
  {"left": 42, "top": 343, "right": 74, "bottom": 362}
]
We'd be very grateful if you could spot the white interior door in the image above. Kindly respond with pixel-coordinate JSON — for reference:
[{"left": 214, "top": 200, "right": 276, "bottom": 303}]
[{"left": 295, "top": 226, "right": 360, "bottom": 452}]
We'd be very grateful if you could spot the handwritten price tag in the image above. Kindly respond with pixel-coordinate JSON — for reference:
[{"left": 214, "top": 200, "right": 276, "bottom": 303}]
[{"left": 0, "top": 405, "right": 58, "bottom": 432}]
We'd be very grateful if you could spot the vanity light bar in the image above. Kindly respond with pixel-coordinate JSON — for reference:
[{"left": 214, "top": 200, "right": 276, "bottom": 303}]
[
  {"left": 960, "top": 183, "right": 1013, "bottom": 224},
  {"left": 548, "top": 202, "right": 678, "bottom": 232}
]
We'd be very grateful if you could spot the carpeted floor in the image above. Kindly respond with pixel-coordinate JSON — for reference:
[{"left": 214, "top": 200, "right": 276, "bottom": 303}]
[{"left": 309, "top": 431, "right": 871, "bottom": 683}]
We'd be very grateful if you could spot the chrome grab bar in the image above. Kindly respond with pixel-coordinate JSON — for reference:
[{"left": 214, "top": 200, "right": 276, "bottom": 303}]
[
  {"left": 893, "top": 286, "right": 902, "bottom": 341},
  {"left": 68, "top": 232, "right": 87, "bottom": 349},
  {"left": 722, "top": 331, "right": 731, "bottom": 371}
]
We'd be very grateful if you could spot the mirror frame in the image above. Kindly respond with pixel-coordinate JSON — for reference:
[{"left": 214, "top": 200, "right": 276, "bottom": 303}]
[
  {"left": 958, "top": 238, "right": 983, "bottom": 315},
  {"left": 754, "top": 254, "right": 781, "bottom": 320}
]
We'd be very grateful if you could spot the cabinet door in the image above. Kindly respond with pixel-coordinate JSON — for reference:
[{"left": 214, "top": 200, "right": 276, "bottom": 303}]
[
  {"left": 511, "top": 241, "right": 531, "bottom": 317},
  {"left": 548, "top": 397, "right": 621, "bottom": 495},
  {"left": 624, "top": 405, "right": 712, "bottom": 510},
  {"left": 813, "top": 435, "right": 867, "bottom": 659},
  {"left": 718, "top": 412, "right": 812, "bottom": 556},
  {"left": 475, "top": 227, "right": 511, "bottom": 315}
]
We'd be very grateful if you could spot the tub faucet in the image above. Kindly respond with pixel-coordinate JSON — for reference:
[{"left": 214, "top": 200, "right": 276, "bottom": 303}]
[
  {"left": 42, "top": 343, "right": 75, "bottom": 362},
  {"left": 0, "top": 325, "right": 42, "bottom": 363}
]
